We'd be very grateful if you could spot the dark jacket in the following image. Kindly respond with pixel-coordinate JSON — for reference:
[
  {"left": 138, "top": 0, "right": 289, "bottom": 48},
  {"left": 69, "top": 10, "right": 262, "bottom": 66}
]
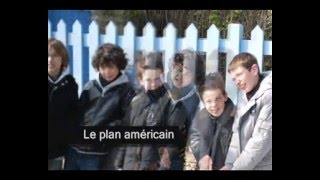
[
  {"left": 73, "top": 74, "right": 135, "bottom": 154},
  {"left": 121, "top": 85, "right": 171, "bottom": 170},
  {"left": 164, "top": 85, "right": 200, "bottom": 169},
  {"left": 197, "top": 98, "right": 235, "bottom": 170},
  {"left": 48, "top": 72, "right": 78, "bottom": 159}
]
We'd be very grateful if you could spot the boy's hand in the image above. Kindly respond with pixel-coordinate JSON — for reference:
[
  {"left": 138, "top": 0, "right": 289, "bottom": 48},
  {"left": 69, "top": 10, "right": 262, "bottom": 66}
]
[
  {"left": 160, "top": 147, "right": 171, "bottom": 169},
  {"left": 220, "top": 166, "right": 230, "bottom": 170},
  {"left": 198, "top": 155, "right": 213, "bottom": 170}
]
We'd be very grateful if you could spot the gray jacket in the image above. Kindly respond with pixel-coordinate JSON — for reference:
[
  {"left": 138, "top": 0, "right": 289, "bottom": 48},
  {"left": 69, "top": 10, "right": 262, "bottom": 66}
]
[{"left": 225, "top": 72, "right": 272, "bottom": 170}]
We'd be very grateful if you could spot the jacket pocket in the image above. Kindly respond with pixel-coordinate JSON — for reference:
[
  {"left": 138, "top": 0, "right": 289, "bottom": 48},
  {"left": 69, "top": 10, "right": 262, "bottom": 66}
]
[{"left": 259, "top": 121, "right": 272, "bottom": 137}]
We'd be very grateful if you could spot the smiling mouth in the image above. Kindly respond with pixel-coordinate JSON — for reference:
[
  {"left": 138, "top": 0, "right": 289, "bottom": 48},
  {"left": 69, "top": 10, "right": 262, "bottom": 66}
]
[{"left": 238, "top": 84, "right": 245, "bottom": 89}]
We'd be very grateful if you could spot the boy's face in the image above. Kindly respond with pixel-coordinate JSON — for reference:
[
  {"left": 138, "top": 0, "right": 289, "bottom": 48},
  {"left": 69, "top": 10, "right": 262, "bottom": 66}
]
[
  {"left": 171, "top": 65, "right": 194, "bottom": 88},
  {"left": 48, "top": 47, "right": 62, "bottom": 78},
  {"left": 202, "top": 89, "right": 227, "bottom": 117},
  {"left": 99, "top": 64, "right": 120, "bottom": 81},
  {"left": 229, "top": 64, "right": 259, "bottom": 93},
  {"left": 142, "top": 69, "right": 163, "bottom": 91}
]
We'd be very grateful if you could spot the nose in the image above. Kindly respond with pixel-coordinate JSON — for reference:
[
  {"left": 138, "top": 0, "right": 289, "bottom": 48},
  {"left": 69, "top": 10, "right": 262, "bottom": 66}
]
[
  {"left": 236, "top": 78, "right": 241, "bottom": 85},
  {"left": 150, "top": 81, "right": 156, "bottom": 89},
  {"left": 210, "top": 102, "right": 218, "bottom": 108}
]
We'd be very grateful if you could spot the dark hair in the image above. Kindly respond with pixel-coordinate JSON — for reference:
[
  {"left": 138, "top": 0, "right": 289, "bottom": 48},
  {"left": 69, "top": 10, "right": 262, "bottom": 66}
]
[
  {"left": 199, "top": 72, "right": 226, "bottom": 98},
  {"left": 91, "top": 43, "right": 128, "bottom": 71},
  {"left": 172, "top": 49, "right": 205, "bottom": 87},
  {"left": 136, "top": 52, "right": 164, "bottom": 80},
  {"left": 228, "top": 52, "right": 260, "bottom": 74},
  {"left": 48, "top": 38, "right": 69, "bottom": 69},
  {"left": 143, "top": 52, "right": 163, "bottom": 70}
]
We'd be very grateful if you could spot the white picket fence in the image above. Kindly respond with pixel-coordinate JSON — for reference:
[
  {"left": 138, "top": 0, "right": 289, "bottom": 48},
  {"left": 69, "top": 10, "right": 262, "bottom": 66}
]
[{"left": 48, "top": 19, "right": 272, "bottom": 103}]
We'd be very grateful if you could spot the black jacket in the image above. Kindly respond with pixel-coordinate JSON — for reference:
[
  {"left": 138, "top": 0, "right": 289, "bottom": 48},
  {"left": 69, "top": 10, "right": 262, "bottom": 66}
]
[
  {"left": 164, "top": 85, "right": 200, "bottom": 169},
  {"left": 73, "top": 74, "right": 136, "bottom": 153},
  {"left": 48, "top": 73, "right": 78, "bottom": 159},
  {"left": 197, "top": 98, "right": 235, "bottom": 170},
  {"left": 120, "top": 85, "right": 171, "bottom": 170}
]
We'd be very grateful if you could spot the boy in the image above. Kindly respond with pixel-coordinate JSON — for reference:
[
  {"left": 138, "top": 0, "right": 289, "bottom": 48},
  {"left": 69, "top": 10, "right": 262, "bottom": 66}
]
[
  {"left": 64, "top": 43, "right": 136, "bottom": 170},
  {"left": 197, "top": 72, "right": 235, "bottom": 170},
  {"left": 221, "top": 52, "right": 272, "bottom": 170},
  {"left": 160, "top": 49, "right": 204, "bottom": 170},
  {"left": 118, "top": 52, "right": 171, "bottom": 170},
  {"left": 48, "top": 38, "right": 78, "bottom": 170}
]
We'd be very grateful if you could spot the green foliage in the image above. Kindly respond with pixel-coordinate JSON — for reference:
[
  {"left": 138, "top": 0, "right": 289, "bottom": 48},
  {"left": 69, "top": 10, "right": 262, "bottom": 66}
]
[{"left": 91, "top": 10, "right": 272, "bottom": 69}]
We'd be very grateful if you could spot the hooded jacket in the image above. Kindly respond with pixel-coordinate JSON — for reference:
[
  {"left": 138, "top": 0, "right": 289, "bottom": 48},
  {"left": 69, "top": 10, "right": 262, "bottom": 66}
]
[
  {"left": 197, "top": 98, "right": 235, "bottom": 170},
  {"left": 225, "top": 72, "right": 272, "bottom": 170},
  {"left": 73, "top": 73, "right": 136, "bottom": 154},
  {"left": 48, "top": 70, "right": 78, "bottom": 159}
]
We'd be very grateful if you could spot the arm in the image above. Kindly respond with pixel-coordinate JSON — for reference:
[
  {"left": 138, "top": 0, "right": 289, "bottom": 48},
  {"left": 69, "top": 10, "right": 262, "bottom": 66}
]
[
  {"left": 114, "top": 145, "right": 127, "bottom": 170},
  {"left": 188, "top": 112, "right": 201, "bottom": 161},
  {"left": 64, "top": 80, "right": 79, "bottom": 144},
  {"left": 224, "top": 115, "right": 240, "bottom": 169},
  {"left": 232, "top": 91, "right": 272, "bottom": 170},
  {"left": 115, "top": 89, "right": 136, "bottom": 169}
]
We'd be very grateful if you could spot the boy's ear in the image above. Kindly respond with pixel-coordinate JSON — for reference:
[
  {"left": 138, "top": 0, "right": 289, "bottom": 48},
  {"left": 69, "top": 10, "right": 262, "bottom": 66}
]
[
  {"left": 251, "top": 64, "right": 259, "bottom": 75},
  {"left": 223, "top": 93, "right": 228, "bottom": 102}
]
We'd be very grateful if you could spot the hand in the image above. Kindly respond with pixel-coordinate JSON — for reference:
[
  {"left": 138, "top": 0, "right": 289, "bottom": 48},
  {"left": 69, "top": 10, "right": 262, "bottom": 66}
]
[
  {"left": 198, "top": 155, "right": 213, "bottom": 170},
  {"left": 220, "top": 166, "right": 230, "bottom": 170},
  {"left": 160, "top": 147, "right": 171, "bottom": 169}
]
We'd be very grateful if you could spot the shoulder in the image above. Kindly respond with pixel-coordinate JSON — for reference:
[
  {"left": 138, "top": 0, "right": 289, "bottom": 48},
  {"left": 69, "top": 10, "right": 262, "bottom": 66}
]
[
  {"left": 83, "top": 80, "right": 96, "bottom": 91},
  {"left": 64, "top": 75, "right": 78, "bottom": 88},
  {"left": 198, "top": 108, "right": 210, "bottom": 122},
  {"left": 131, "top": 91, "right": 145, "bottom": 105},
  {"left": 121, "top": 82, "right": 135, "bottom": 92},
  {"left": 197, "top": 109, "right": 211, "bottom": 131},
  {"left": 260, "top": 88, "right": 272, "bottom": 105}
]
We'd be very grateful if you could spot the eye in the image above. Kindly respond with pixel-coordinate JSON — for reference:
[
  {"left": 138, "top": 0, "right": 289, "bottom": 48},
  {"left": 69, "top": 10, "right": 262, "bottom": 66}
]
[{"left": 216, "top": 97, "right": 223, "bottom": 102}]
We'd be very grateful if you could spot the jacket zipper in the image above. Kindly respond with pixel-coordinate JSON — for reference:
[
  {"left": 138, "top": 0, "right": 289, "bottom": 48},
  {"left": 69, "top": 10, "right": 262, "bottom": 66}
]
[{"left": 49, "top": 86, "right": 58, "bottom": 102}]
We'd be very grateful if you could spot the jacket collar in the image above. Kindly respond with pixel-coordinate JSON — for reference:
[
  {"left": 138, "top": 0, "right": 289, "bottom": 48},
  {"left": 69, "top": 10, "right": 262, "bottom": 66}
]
[
  {"left": 209, "top": 98, "right": 235, "bottom": 126},
  {"left": 48, "top": 69, "right": 69, "bottom": 84},
  {"left": 238, "top": 71, "right": 272, "bottom": 117},
  {"left": 96, "top": 73, "right": 129, "bottom": 95}
]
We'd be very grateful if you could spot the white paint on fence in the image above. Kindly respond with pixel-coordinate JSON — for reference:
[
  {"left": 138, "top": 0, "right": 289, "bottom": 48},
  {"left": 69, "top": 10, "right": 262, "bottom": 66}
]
[
  {"left": 225, "top": 24, "right": 243, "bottom": 104},
  {"left": 248, "top": 26, "right": 264, "bottom": 70},
  {"left": 143, "top": 22, "right": 156, "bottom": 52},
  {"left": 87, "top": 21, "right": 99, "bottom": 81},
  {"left": 123, "top": 22, "right": 136, "bottom": 66},
  {"left": 71, "top": 20, "right": 83, "bottom": 96},
  {"left": 48, "top": 20, "right": 272, "bottom": 103},
  {"left": 56, "top": 20, "right": 67, "bottom": 46},
  {"left": 206, "top": 24, "right": 220, "bottom": 74},
  {"left": 105, "top": 21, "right": 117, "bottom": 44},
  {"left": 163, "top": 23, "right": 177, "bottom": 81}
]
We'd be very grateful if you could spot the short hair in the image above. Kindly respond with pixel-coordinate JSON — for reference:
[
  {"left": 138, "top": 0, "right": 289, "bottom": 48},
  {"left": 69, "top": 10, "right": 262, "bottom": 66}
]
[
  {"left": 48, "top": 38, "right": 69, "bottom": 69},
  {"left": 199, "top": 72, "right": 226, "bottom": 98},
  {"left": 91, "top": 43, "right": 128, "bottom": 71},
  {"left": 136, "top": 52, "right": 163, "bottom": 80},
  {"left": 172, "top": 49, "right": 205, "bottom": 87},
  {"left": 228, "top": 52, "right": 260, "bottom": 73}
]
